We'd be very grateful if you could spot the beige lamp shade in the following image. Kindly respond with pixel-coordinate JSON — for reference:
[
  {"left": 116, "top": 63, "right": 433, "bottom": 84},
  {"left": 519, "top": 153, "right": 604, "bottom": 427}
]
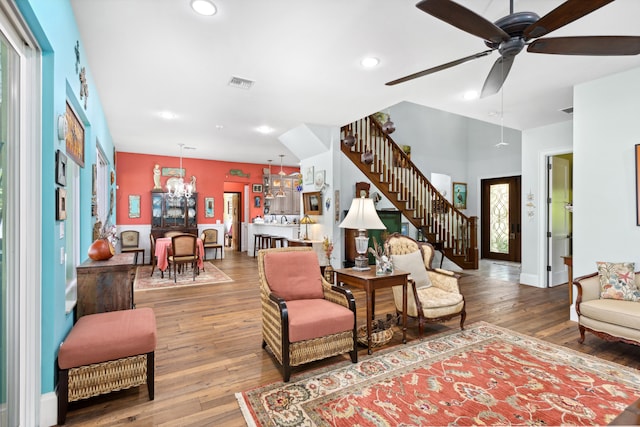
[{"left": 339, "top": 197, "right": 386, "bottom": 230}]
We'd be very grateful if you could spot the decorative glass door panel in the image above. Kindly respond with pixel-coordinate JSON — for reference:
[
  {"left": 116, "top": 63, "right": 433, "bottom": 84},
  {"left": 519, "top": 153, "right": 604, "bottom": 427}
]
[
  {"left": 481, "top": 176, "right": 521, "bottom": 262},
  {"left": 489, "top": 183, "right": 509, "bottom": 254}
]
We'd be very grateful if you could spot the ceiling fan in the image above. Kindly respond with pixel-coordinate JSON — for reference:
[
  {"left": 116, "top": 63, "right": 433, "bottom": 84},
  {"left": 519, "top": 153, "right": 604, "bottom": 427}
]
[{"left": 386, "top": 0, "right": 640, "bottom": 97}]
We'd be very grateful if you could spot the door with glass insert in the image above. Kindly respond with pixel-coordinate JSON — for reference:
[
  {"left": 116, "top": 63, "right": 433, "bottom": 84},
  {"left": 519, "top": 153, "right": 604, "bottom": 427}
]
[{"left": 481, "top": 176, "right": 521, "bottom": 262}]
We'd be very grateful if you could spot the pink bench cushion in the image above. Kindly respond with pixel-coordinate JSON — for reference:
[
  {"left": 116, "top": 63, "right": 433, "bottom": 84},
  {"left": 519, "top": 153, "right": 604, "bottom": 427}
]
[
  {"left": 263, "top": 251, "right": 324, "bottom": 300},
  {"left": 58, "top": 308, "right": 157, "bottom": 370},
  {"left": 286, "top": 299, "right": 354, "bottom": 342}
]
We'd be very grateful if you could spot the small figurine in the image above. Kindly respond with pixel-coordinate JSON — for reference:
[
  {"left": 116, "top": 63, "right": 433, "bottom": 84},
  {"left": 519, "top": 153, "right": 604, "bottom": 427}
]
[
  {"left": 153, "top": 164, "right": 161, "bottom": 190},
  {"left": 190, "top": 175, "right": 197, "bottom": 192}
]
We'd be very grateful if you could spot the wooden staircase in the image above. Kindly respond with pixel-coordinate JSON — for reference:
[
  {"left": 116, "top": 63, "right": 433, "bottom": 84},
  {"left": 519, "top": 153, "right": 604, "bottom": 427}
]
[{"left": 340, "top": 115, "right": 478, "bottom": 270}]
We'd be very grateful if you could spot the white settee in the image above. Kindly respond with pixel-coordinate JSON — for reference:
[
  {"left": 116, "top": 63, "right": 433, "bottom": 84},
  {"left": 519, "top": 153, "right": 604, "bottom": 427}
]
[{"left": 574, "top": 272, "right": 640, "bottom": 347}]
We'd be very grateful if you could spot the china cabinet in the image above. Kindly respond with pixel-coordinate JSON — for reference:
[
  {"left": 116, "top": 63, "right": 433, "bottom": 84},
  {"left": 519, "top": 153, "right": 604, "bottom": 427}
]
[{"left": 151, "top": 191, "right": 198, "bottom": 239}]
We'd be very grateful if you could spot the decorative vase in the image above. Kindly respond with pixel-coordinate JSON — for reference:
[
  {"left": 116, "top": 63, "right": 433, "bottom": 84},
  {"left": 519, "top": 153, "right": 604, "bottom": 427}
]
[
  {"left": 375, "top": 256, "right": 393, "bottom": 276},
  {"left": 88, "top": 238, "right": 115, "bottom": 261},
  {"left": 324, "top": 264, "right": 334, "bottom": 284}
]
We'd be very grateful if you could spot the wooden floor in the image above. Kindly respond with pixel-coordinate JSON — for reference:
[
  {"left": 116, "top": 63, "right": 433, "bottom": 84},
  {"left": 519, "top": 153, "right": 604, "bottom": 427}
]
[{"left": 61, "top": 249, "right": 640, "bottom": 426}]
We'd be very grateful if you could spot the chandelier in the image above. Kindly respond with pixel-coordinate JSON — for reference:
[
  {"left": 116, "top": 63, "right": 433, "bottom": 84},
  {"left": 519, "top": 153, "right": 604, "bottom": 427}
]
[{"left": 167, "top": 143, "right": 193, "bottom": 199}]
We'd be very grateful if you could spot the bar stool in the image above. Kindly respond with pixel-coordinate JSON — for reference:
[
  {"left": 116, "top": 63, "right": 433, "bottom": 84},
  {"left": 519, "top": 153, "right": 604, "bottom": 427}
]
[
  {"left": 260, "top": 234, "right": 272, "bottom": 250},
  {"left": 270, "top": 236, "right": 286, "bottom": 248},
  {"left": 253, "top": 233, "right": 266, "bottom": 257}
]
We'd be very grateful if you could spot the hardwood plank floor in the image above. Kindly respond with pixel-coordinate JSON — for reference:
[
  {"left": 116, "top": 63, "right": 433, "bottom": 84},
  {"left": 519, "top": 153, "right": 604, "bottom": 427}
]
[{"left": 61, "top": 250, "right": 640, "bottom": 426}]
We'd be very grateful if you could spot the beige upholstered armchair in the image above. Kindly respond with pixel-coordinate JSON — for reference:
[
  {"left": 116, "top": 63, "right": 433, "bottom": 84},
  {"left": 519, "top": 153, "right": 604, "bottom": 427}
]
[
  {"left": 386, "top": 233, "right": 466, "bottom": 337},
  {"left": 257, "top": 246, "right": 357, "bottom": 382}
]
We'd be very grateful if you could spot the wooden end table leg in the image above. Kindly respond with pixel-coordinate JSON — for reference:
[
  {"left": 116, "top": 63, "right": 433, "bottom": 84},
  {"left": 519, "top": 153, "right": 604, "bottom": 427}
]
[{"left": 366, "top": 290, "right": 373, "bottom": 354}]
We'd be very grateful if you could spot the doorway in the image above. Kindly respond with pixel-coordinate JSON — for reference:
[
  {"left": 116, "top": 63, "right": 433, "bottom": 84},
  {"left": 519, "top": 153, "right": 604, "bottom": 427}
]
[
  {"left": 547, "top": 154, "right": 573, "bottom": 287},
  {"left": 223, "top": 192, "right": 241, "bottom": 251},
  {"left": 481, "top": 176, "right": 521, "bottom": 262}
]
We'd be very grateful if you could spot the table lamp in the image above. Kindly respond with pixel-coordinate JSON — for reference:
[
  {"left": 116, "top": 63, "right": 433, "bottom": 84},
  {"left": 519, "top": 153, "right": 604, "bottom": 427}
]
[
  {"left": 300, "top": 214, "right": 315, "bottom": 240},
  {"left": 339, "top": 197, "right": 386, "bottom": 270}
]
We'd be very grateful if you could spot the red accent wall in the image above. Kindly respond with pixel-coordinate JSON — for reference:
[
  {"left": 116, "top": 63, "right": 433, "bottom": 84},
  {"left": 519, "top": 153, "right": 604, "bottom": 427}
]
[{"left": 115, "top": 152, "right": 299, "bottom": 225}]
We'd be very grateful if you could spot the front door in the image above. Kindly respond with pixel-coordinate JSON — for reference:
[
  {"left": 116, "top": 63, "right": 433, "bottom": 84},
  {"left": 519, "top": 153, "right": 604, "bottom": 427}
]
[{"left": 481, "top": 176, "right": 521, "bottom": 262}]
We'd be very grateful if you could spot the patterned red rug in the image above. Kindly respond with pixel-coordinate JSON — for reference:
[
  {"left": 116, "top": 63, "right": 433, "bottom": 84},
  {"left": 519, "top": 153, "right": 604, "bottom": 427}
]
[
  {"left": 236, "top": 322, "right": 640, "bottom": 426},
  {"left": 133, "top": 262, "right": 232, "bottom": 291}
]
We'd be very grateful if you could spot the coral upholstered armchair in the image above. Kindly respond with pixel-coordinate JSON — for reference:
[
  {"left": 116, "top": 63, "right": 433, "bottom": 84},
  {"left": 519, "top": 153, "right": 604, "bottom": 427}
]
[{"left": 257, "top": 246, "right": 357, "bottom": 382}]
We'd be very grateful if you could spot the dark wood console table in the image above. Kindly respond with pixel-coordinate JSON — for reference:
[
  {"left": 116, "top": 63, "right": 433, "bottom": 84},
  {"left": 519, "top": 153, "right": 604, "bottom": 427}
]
[
  {"left": 335, "top": 267, "right": 409, "bottom": 354},
  {"left": 76, "top": 253, "right": 135, "bottom": 320}
]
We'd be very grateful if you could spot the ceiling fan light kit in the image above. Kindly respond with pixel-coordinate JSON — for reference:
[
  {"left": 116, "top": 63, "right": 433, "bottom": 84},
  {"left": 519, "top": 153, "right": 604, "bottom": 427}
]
[{"left": 387, "top": 0, "right": 640, "bottom": 98}]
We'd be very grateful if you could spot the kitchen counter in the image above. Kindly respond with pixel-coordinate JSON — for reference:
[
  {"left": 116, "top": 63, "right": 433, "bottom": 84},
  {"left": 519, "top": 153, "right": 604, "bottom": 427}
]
[{"left": 248, "top": 223, "right": 300, "bottom": 257}]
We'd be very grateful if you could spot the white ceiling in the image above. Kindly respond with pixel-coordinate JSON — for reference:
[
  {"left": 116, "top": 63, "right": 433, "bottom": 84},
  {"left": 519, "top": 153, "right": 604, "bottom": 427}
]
[{"left": 70, "top": 0, "right": 640, "bottom": 166}]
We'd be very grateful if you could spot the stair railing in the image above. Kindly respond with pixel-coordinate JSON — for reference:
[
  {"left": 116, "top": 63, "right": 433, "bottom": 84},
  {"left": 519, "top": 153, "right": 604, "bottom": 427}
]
[{"left": 340, "top": 115, "right": 478, "bottom": 269}]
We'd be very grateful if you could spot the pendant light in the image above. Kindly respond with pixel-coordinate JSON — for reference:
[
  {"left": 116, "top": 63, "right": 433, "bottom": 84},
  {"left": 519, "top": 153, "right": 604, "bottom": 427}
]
[
  {"left": 265, "top": 160, "right": 274, "bottom": 199},
  {"left": 275, "top": 154, "right": 286, "bottom": 198}
]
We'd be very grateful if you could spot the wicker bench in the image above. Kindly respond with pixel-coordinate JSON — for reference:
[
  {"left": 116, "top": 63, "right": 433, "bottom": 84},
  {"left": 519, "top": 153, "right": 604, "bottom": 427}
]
[{"left": 57, "top": 308, "right": 157, "bottom": 425}]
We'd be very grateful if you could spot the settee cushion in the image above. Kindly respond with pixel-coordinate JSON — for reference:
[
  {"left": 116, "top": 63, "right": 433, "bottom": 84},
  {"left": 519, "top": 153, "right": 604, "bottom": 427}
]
[
  {"left": 391, "top": 251, "right": 432, "bottom": 289},
  {"left": 597, "top": 261, "right": 640, "bottom": 302},
  {"left": 263, "top": 250, "right": 324, "bottom": 301},
  {"left": 579, "top": 298, "right": 640, "bottom": 328},
  {"left": 285, "top": 299, "right": 354, "bottom": 342}
]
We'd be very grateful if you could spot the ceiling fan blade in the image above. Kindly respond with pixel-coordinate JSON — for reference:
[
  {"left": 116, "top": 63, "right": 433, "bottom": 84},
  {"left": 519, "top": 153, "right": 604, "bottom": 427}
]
[
  {"left": 481, "top": 56, "right": 514, "bottom": 98},
  {"left": 528, "top": 36, "right": 640, "bottom": 55},
  {"left": 416, "top": 0, "right": 509, "bottom": 44},
  {"left": 386, "top": 49, "right": 493, "bottom": 86},
  {"left": 524, "top": 0, "right": 615, "bottom": 39}
]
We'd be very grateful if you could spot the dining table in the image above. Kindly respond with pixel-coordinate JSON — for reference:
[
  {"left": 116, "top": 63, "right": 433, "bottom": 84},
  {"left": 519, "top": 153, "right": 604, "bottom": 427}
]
[{"left": 155, "top": 237, "right": 205, "bottom": 273}]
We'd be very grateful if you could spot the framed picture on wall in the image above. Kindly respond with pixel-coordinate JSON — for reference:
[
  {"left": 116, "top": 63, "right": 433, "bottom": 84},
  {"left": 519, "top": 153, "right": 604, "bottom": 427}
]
[
  {"left": 55, "top": 150, "right": 67, "bottom": 186},
  {"left": 128, "top": 194, "right": 141, "bottom": 218},
  {"left": 453, "top": 182, "right": 467, "bottom": 210},
  {"left": 303, "top": 191, "right": 322, "bottom": 216},
  {"left": 56, "top": 187, "right": 67, "bottom": 220},
  {"left": 205, "top": 197, "right": 214, "bottom": 218},
  {"left": 65, "top": 101, "right": 85, "bottom": 168},
  {"left": 252, "top": 184, "right": 263, "bottom": 193}
]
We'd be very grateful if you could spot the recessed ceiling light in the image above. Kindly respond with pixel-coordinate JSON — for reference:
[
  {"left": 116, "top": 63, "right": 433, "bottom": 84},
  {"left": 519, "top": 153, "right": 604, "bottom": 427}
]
[
  {"left": 361, "top": 57, "right": 380, "bottom": 68},
  {"left": 191, "top": 0, "right": 217, "bottom": 16},
  {"left": 463, "top": 90, "right": 479, "bottom": 100},
  {"left": 215, "top": 124, "right": 224, "bottom": 130},
  {"left": 159, "top": 111, "right": 177, "bottom": 120},
  {"left": 256, "top": 125, "right": 274, "bottom": 134}
]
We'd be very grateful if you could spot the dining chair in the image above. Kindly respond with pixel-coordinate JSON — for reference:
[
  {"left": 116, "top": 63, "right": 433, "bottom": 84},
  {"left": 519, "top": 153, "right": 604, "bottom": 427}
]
[
  {"left": 149, "top": 233, "right": 157, "bottom": 277},
  {"left": 120, "top": 230, "right": 145, "bottom": 265},
  {"left": 201, "top": 228, "right": 223, "bottom": 260},
  {"left": 168, "top": 234, "right": 198, "bottom": 283}
]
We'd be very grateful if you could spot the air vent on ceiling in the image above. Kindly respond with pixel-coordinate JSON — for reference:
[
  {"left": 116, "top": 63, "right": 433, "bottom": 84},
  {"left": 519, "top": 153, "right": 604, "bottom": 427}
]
[
  {"left": 560, "top": 106, "right": 574, "bottom": 115},
  {"left": 229, "top": 76, "right": 254, "bottom": 90}
]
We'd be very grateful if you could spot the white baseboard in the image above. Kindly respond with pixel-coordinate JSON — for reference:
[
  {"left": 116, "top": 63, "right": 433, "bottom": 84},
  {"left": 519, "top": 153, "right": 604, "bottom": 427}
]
[
  {"left": 519, "top": 273, "right": 543, "bottom": 287},
  {"left": 40, "top": 391, "right": 57, "bottom": 427}
]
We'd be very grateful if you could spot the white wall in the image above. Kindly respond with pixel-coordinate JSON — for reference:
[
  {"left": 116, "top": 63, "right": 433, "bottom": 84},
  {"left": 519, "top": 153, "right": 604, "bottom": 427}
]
[
  {"left": 520, "top": 121, "right": 573, "bottom": 287},
  {"left": 572, "top": 67, "right": 640, "bottom": 321}
]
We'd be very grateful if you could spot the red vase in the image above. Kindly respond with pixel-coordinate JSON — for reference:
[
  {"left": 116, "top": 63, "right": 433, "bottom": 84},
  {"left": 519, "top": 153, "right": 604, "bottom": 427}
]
[{"left": 88, "top": 239, "right": 115, "bottom": 261}]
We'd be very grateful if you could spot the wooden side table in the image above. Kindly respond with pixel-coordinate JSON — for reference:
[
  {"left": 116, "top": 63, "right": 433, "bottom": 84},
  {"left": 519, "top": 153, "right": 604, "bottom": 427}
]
[
  {"left": 335, "top": 267, "right": 409, "bottom": 354},
  {"left": 562, "top": 255, "right": 572, "bottom": 304},
  {"left": 76, "top": 253, "right": 135, "bottom": 320}
]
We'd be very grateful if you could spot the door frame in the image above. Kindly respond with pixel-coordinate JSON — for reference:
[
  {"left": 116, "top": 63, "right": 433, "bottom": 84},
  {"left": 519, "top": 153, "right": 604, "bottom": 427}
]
[{"left": 546, "top": 152, "right": 573, "bottom": 288}]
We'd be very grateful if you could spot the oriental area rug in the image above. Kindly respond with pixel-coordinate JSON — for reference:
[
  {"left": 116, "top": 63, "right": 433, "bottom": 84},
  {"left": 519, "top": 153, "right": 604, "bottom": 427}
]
[
  {"left": 236, "top": 322, "right": 640, "bottom": 426},
  {"left": 133, "top": 262, "right": 233, "bottom": 291}
]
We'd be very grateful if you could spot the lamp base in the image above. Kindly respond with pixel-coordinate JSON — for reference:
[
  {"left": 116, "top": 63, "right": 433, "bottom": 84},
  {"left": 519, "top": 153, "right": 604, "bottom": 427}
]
[{"left": 352, "top": 255, "right": 370, "bottom": 271}]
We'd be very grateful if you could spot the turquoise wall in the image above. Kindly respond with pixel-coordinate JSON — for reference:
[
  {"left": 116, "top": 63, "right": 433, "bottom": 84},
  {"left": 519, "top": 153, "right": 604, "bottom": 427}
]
[{"left": 17, "top": 0, "right": 115, "bottom": 394}]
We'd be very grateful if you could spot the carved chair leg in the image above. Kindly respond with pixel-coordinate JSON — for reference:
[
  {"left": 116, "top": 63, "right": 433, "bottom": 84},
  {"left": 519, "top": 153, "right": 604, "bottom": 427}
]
[
  {"left": 459, "top": 309, "right": 466, "bottom": 330},
  {"left": 578, "top": 324, "right": 586, "bottom": 344},
  {"left": 57, "top": 368, "right": 69, "bottom": 425}
]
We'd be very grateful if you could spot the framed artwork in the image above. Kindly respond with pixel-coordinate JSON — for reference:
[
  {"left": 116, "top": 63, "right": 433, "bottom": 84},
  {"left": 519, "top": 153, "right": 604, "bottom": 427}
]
[
  {"left": 128, "top": 194, "right": 141, "bottom": 218},
  {"left": 162, "top": 167, "right": 185, "bottom": 177},
  {"left": 55, "top": 149, "right": 67, "bottom": 186},
  {"left": 304, "top": 166, "right": 314, "bottom": 185},
  {"left": 252, "top": 183, "right": 263, "bottom": 193},
  {"left": 56, "top": 187, "right": 67, "bottom": 220},
  {"left": 65, "top": 101, "right": 84, "bottom": 168},
  {"left": 314, "top": 170, "right": 325, "bottom": 189},
  {"left": 453, "top": 182, "right": 467, "bottom": 209},
  {"left": 254, "top": 196, "right": 261, "bottom": 208},
  {"left": 205, "top": 197, "right": 214, "bottom": 218},
  {"left": 303, "top": 191, "right": 322, "bottom": 215},
  {"left": 401, "top": 222, "right": 409, "bottom": 236}
]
